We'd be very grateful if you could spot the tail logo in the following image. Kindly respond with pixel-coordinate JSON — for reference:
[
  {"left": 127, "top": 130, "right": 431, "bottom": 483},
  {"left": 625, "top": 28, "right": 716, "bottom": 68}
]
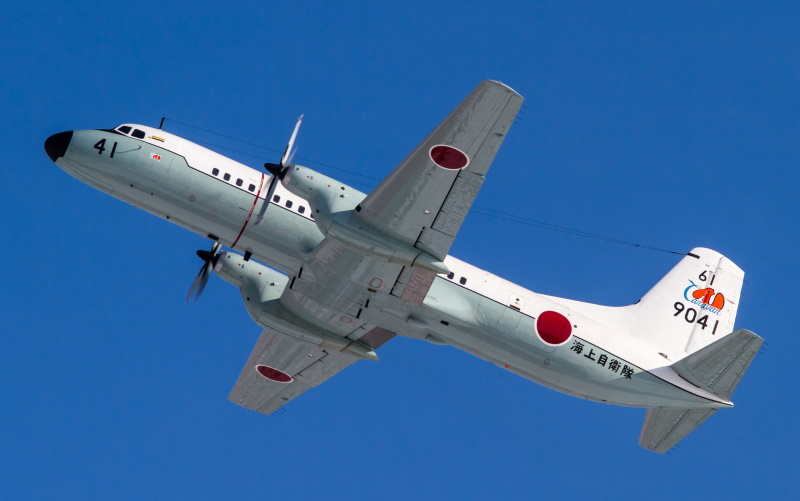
[{"left": 684, "top": 280, "right": 725, "bottom": 314}]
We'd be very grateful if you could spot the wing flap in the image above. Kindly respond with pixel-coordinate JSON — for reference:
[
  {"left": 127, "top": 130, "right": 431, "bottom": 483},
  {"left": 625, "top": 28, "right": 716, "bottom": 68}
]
[
  {"left": 416, "top": 170, "right": 485, "bottom": 257},
  {"left": 229, "top": 327, "right": 359, "bottom": 415}
]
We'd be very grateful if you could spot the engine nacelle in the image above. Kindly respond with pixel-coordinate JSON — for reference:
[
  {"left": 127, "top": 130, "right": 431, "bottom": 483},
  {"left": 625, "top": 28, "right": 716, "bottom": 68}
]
[
  {"left": 281, "top": 164, "right": 450, "bottom": 277},
  {"left": 213, "top": 250, "right": 378, "bottom": 360},
  {"left": 281, "top": 164, "right": 361, "bottom": 233}
]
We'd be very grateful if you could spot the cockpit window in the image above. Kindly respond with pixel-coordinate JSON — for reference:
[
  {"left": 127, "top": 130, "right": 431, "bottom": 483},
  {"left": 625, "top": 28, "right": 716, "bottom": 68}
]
[
  {"left": 117, "top": 125, "right": 132, "bottom": 134},
  {"left": 132, "top": 129, "right": 145, "bottom": 139}
]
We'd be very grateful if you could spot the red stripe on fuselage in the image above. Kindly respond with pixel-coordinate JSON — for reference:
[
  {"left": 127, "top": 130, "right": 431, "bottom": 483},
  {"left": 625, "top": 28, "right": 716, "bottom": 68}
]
[{"left": 231, "top": 172, "right": 265, "bottom": 249}]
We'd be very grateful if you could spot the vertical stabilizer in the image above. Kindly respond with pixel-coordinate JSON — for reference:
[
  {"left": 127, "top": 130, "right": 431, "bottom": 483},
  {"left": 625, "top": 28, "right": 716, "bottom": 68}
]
[{"left": 623, "top": 247, "right": 744, "bottom": 359}]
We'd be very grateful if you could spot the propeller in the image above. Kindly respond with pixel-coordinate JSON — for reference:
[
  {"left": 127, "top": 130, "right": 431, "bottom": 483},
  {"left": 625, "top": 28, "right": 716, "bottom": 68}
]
[
  {"left": 256, "top": 115, "right": 303, "bottom": 226},
  {"left": 186, "top": 240, "right": 222, "bottom": 303},
  {"left": 264, "top": 114, "right": 303, "bottom": 177}
]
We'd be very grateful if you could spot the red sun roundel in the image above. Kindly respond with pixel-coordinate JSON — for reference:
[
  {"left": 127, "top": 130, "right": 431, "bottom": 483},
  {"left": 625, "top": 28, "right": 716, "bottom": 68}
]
[
  {"left": 536, "top": 311, "right": 573, "bottom": 346},
  {"left": 256, "top": 365, "right": 293, "bottom": 383},
  {"left": 429, "top": 145, "right": 469, "bottom": 170}
]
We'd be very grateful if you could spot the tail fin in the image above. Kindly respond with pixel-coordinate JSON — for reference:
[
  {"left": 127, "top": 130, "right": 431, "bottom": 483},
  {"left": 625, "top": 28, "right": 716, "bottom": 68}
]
[
  {"left": 623, "top": 247, "right": 744, "bottom": 358},
  {"left": 639, "top": 329, "right": 763, "bottom": 453}
]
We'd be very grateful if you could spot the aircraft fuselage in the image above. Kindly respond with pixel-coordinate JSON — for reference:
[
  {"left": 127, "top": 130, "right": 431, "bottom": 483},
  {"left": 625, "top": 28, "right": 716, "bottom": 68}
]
[{"left": 46, "top": 125, "right": 731, "bottom": 411}]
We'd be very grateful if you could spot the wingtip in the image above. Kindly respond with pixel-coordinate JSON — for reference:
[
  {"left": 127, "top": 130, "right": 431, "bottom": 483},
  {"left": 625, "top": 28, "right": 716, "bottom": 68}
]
[{"left": 485, "top": 79, "right": 522, "bottom": 97}]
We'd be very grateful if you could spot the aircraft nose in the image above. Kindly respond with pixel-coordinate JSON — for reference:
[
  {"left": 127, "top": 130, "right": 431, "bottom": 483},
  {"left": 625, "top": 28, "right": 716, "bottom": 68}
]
[{"left": 44, "top": 131, "right": 73, "bottom": 162}]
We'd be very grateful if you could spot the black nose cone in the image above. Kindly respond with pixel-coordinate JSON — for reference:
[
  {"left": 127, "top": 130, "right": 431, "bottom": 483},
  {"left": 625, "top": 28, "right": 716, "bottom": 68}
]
[{"left": 44, "top": 131, "right": 73, "bottom": 162}]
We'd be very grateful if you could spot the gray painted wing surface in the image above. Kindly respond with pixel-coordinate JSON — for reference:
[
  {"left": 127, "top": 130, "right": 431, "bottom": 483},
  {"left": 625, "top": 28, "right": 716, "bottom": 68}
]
[
  {"left": 356, "top": 80, "right": 524, "bottom": 260},
  {"left": 229, "top": 327, "right": 359, "bottom": 415},
  {"left": 672, "top": 328, "right": 763, "bottom": 400},
  {"left": 639, "top": 329, "right": 763, "bottom": 453},
  {"left": 639, "top": 408, "right": 718, "bottom": 454}
]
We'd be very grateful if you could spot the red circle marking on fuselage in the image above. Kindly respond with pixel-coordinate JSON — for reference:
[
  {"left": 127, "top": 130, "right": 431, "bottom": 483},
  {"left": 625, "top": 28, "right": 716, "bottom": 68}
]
[
  {"left": 256, "top": 365, "right": 293, "bottom": 383},
  {"left": 429, "top": 145, "right": 469, "bottom": 170},
  {"left": 536, "top": 311, "right": 573, "bottom": 346}
]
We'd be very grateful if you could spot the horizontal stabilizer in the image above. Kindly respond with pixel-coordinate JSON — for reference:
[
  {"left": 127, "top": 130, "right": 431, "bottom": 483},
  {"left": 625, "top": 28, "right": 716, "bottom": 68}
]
[
  {"left": 639, "top": 328, "right": 762, "bottom": 453},
  {"left": 672, "top": 328, "right": 763, "bottom": 400},
  {"left": 639, "top": 408, "right": 717, "bottom": 453}
]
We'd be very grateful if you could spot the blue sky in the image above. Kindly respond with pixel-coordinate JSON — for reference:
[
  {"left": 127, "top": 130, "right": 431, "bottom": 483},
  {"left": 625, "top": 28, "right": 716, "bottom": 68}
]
[{"left": 2, "top": 1, "right": 798, "bottom": 499}]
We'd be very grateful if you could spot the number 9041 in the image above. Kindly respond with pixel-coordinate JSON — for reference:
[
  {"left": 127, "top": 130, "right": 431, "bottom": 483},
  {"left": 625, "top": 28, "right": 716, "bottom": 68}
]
[{"left": 673, "top": 302, "right": 719, "bottom": 334}]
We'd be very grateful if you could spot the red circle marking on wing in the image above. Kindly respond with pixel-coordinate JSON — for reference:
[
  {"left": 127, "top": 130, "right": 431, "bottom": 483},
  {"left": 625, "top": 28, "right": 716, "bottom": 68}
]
[
  {"left": 256, "top": 365, "right": 293, "bottom": 383},
  {"left": 429, "top": 145, "right": 469, "bottom": 170}
]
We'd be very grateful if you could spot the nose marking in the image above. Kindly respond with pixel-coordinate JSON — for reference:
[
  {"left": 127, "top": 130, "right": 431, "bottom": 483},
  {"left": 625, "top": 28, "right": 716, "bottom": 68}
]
[{"left": 44, "top": 131, "right": 73, "bottom": 162}]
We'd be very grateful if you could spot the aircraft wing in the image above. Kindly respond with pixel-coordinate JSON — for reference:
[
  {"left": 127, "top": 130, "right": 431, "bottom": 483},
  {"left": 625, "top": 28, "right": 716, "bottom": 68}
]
[
  {"left": 229, "top": 327, "right": 360, "bottom": 415},
  {"left": 355, "top": 80, "right": 524, "bottom": 260}
]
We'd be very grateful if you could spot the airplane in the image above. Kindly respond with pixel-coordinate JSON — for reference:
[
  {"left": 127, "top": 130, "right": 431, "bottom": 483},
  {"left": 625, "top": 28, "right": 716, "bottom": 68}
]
[{"left": 44, "top": 80, "right": 762, "bottom": 453}]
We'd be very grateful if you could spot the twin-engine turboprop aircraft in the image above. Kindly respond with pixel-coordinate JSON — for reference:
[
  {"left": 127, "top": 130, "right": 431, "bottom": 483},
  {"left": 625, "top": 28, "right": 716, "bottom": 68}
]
[{"left": 45, "top": 80, "right": 762, "bottom": 453}]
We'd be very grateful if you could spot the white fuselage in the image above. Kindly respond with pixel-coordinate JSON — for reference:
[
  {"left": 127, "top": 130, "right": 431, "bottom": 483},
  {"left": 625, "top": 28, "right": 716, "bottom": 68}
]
[{"left": 49, "top": 124, "right": 730, "bottom": 410}]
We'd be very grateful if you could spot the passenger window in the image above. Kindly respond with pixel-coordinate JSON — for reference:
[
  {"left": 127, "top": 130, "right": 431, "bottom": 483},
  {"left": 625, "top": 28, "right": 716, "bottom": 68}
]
[
  {"left": 285, "top": 200, "right": 293, "bottom": 209},
  {"left": 298, "top": 206, "right": 306, "bottom": 214},
  {"left": 117, "top": 126, "right": 132, "bottom": 134},
  {"left": 132, "top": 129, "right": 145, "bottom": 139},
  {"left": 212, "top": 168, "right": 219, "bottom": 176},
  {"left": 236, "top": 179, "right": 243, "bottom": 187},
  {"left": 459, "top": 277, "right": 467, "bottom": 285},
  {"left": 223, "top": 173, "right": 231, "bottom": 181},
  {"left": 273, "top": 195, "right": 280, "bottom": 203},
  {"left": 248, "top": 184, "right": 256, "bottom": 192},
  {"left": 447, "top": 272, "right": 454, "bottom": 279}
]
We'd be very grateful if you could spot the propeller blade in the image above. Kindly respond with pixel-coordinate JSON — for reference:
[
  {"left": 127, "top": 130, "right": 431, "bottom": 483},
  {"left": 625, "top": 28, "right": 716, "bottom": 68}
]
[
  {"left": 280, "top": 114, "right": 303, "bottom": 167},
  {"left": 186, "top": 241, "right": 221, "bottom": 303},
  {"left": 186, "top": 264, "right": 207, "bottom": 303},
  {"left": 284, "top": 143, "right": 299, "bottom": 167},
  {"left": 260, "top": 115, "right": 304, "bottom": 224},
  {"left": 254, "top": 174, "right": 279, "bottom": 226},
  {"left": 210, "top": 240, "right": 221, "bottom": 255}
]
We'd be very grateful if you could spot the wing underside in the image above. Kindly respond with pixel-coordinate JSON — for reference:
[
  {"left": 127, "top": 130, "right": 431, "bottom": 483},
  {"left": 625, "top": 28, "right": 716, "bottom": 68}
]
[
  {"left": 229, "top": 327, "right": 360, "bottom": 415},
  {"left": 355, "top": 80, "right": 524, "bottom": 261}
]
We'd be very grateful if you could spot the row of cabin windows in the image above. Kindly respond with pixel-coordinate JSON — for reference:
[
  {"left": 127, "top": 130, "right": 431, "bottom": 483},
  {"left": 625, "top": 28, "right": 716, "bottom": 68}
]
[
  {"left": 207, "top": 169, "right": 313, "bottom": 219},
  {"left": 211, "top": 168, "right": 257, "bottom": 192},
  {"left": 272, "top": 195, "right": 312, "bottom": 218},
  {"left": 446, "top": 272, "right": 468, "bottom": 285},
  {"left": 116, "top": 125, "right": 146, "bottom": 139}
]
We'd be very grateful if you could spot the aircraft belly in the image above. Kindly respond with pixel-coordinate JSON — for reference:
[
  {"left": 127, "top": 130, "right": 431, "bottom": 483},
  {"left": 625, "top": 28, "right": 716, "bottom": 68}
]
[
  {"left": 419, "top": 292, "right": 722, "bottom": 409},
  {"left": 57, "top": 142, "right": 727, "bottom": 410},
  {"left": 440, "top": 327, "right": 722, "bottom": 408}
]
